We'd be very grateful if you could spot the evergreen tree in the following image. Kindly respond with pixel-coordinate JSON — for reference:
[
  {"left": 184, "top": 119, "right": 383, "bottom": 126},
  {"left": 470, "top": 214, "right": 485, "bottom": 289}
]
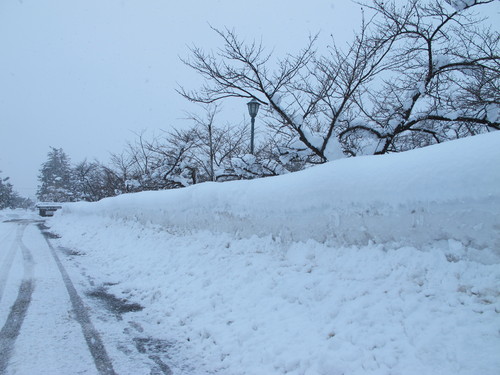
[
  {"left": 37, "top": 147, "right": 75, "bottom": 202},
  {"left": 0, "top": 171, "right": 31, "bottom": 209},
  {"left": 0, "top": 172, "right": 15, "bottom": 209}
]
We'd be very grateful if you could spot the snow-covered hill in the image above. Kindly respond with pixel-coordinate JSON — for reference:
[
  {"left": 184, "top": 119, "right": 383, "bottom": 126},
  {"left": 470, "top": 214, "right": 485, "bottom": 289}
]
[{"left": 49, "top": 132, "right": 500, "bottom": 375}]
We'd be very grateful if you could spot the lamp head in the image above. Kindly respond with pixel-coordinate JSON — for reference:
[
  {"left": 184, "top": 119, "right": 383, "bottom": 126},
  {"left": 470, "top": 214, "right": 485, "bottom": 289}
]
[{"left": 247, "top": 98, "right": 261, "bottom": 118}]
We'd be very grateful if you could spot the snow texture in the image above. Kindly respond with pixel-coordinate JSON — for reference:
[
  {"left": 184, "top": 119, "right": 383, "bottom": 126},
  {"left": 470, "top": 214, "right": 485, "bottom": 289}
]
[
  {"left": 450, "top": 0, "right": 476, "bottom": 11},
  {"left": 47, "top": 132, "right": 500, "bottom": 375},
  {"left": 486, "top": 103, "right": 499, "bottom": 123},
  {"left": 322, "top": 136, "right": 345, "bottom": 161}
]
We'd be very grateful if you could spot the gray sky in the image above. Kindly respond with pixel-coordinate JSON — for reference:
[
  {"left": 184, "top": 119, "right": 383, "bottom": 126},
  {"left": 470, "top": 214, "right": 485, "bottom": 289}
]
[
  {"left": 0, "top": 0, "right": 498, "bottom": 198},
  {"left": 0, "top": 0, "right": 363, "bottom": 198}
]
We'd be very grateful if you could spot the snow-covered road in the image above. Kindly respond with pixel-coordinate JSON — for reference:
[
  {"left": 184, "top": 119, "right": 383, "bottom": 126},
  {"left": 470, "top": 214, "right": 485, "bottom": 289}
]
[
  {"left": 0, "top": 216, "right": 172, "bottom": 375},
  {"left": 0, "top": 219, "right": 100, "bottom": 374}
]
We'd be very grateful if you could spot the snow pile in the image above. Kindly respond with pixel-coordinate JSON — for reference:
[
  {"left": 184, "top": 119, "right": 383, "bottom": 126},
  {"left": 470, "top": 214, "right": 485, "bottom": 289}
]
[
  {"left": 48, "top": 132, "right": 500, "bottom": 375},
  {"left": 432, "top": 54, "right": 451, "bottom": 69},
  {"left": 58, "top": 132, "right": 500, "bottom": 249},
  {"left": 50, "top": 216, "right": 500, "bottom": 375},
  {"left": 486, "top": 103, "right": 499, "bottom": 123}
]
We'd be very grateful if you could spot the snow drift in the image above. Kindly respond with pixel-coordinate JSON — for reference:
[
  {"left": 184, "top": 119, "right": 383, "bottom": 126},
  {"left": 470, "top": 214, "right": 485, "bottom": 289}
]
[
  {"left": 60, "top": 132, "right": 500, "bottom": 250},
  {"left": 47, "top": 132, "right": 500, "bottom": 375}
]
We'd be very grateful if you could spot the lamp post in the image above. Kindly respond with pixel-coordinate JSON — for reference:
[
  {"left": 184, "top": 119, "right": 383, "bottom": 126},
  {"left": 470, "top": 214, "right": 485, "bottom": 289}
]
[{"left": 247, "top": 98, "right": 261, "bottom": 154}]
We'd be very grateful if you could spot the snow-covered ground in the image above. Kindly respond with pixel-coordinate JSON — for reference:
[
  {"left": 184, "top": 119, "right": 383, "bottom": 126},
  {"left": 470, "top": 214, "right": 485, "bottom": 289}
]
[{"left": 47, "top": 132, "right": 500, "bottom": 375}]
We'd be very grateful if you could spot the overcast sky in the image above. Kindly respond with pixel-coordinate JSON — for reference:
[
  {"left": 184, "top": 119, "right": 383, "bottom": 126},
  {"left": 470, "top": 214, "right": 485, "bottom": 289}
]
[{"left": 0, "top": 0, "right": 498, "bottom": 198}]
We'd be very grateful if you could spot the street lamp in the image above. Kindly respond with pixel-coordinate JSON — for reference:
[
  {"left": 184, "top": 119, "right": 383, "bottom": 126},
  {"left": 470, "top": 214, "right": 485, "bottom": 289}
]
[{"left": 247, "top": 98, "right": 261, "bottom": 154}]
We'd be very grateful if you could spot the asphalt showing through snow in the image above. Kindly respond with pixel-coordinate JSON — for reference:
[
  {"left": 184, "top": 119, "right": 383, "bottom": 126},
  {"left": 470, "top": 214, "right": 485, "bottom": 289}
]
[
  {"left": 0, "top": 221, "right": 117, "bottom": 375},
  {"left": 0, "top": 219, "right": 174, "bottom": 375},
  {"left": 40, "top": 226, "right": 118, "bottom": 375}
]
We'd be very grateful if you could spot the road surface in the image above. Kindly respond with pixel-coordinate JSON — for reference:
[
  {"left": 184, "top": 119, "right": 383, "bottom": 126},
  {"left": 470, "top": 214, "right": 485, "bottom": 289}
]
[{"left": 0, "top": 215, "right": 173, "bottom": 375}]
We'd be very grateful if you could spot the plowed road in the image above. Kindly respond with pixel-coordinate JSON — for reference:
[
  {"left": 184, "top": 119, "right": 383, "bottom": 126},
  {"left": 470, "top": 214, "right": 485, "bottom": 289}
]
[{"left": 0, "top": 218, "right": 172, "bottom": 375}]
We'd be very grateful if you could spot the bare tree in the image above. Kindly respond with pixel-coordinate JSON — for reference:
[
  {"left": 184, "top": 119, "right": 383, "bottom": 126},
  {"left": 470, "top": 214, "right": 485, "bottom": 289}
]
[
  {"left": 107, "top": 151, "right": 136, "bottom": 193},
  {"left": 179, "top": 27, "right": 335, "bottom": 162},
  {"left": 178, "top": 21, "right": 399, "bottom": 162},
  {"left": 342, "top": 0, "right": 500, "bottom": 154},
  {"left": 180, "top": 0, "right": 499, "bottom": 162},
  {"left": 186, "top": 105, "right": 251, "bottom": 181},
  {"left": 73, "top": 160, "right": 103, "bottom": 201}
]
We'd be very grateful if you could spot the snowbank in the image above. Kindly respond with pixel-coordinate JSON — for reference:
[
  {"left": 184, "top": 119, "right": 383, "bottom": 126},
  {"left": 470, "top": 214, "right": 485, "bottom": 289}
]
[
  {"left": 59, "top": 132, "right": 500, "bottom": 249},
  {"left": 47, "top": 133, "right": 500, "bottom": 375},
  {"left": 49, "top": 216, "right": 500, "bottom": 375}
]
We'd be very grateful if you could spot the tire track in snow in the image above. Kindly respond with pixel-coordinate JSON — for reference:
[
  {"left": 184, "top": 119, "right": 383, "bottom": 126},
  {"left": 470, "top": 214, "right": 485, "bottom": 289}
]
[
  {"left": 40, "top": 226, "right": 117, "bottom": 375},
  {"left": 0, "top": 226, "right": 20, "bottom": 304},
  {"left": 0, "top": 224, "right": 35, "bottom": 374}
]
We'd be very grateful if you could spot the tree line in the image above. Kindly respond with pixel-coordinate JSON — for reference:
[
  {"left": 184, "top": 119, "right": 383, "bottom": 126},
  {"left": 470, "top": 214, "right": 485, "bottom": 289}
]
[
  {"left": 0, "top": 171, "right": 33, "bottom": 209},
  {"left": 36, "top": 112, "right": 286, "bottom": 203},
  {"left": 33, "top": 0, "right": 499, "bottom": 203}
]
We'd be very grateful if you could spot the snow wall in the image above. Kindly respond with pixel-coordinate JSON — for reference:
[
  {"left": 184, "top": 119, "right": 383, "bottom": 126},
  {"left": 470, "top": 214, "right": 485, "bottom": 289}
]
[{"left": 59, "top": 132, "right": 500, "bottom": 250}]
